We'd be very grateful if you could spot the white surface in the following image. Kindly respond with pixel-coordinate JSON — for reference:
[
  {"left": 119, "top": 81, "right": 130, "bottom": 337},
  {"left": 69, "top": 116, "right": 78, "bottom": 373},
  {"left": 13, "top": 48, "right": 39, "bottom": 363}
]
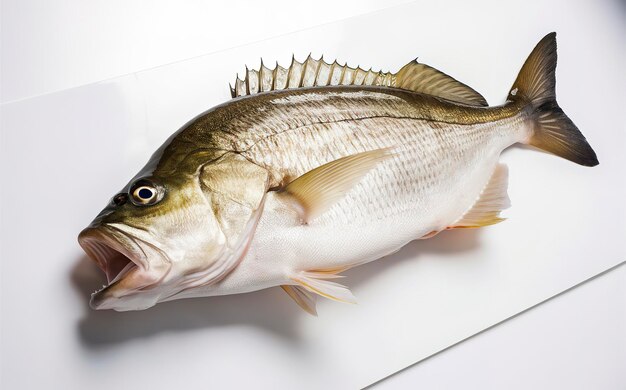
[
  {"left": 1, "top": 1, "right": 625, "bottom": 389},
  {"left": 0, "top": 0, "right": 410, "bottom": 103},
  {"left": 374, "top": 264, "right": 626, "bottom": 390}
]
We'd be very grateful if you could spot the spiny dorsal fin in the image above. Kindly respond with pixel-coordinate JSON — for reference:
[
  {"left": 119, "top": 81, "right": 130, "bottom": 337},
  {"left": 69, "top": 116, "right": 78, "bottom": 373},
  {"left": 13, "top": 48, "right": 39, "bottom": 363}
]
[
  {"left": 451, "top": 163, "right": 510, "bottom": 228},
  {"left": 230, "top": 55, "right": 487, "bottom": 107},
  {"left": 231, "top": 55, "right": 395, "bottom": 97}
]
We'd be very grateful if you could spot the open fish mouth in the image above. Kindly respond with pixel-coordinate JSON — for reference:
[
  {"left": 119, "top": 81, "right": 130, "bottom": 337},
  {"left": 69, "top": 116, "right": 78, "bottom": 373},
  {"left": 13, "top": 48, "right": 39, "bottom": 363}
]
[{"left": 78, "top": 226, "right": 147, "bottom": 297}]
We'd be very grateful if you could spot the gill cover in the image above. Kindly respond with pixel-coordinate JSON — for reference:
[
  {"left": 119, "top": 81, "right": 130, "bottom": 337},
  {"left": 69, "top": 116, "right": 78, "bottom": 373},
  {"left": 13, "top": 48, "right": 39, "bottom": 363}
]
[{"left": 181, "top": 153, "right": 269, "bottom": 288}]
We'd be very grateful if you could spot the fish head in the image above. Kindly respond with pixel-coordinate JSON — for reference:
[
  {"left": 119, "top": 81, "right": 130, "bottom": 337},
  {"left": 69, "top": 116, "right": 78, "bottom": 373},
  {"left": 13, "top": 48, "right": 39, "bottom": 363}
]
[{"left": 78, "top": 150, "right": 269, "bottom": 311}]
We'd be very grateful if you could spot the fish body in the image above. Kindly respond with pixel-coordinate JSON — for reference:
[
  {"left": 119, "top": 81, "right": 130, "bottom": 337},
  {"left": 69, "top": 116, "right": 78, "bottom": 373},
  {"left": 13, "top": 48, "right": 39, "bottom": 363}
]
[
  {"left": 79, "top": 33, "right": 598, "bottom": 312},
  {"left": 170, "top": 87, "right": 523, "bottom": 299}
]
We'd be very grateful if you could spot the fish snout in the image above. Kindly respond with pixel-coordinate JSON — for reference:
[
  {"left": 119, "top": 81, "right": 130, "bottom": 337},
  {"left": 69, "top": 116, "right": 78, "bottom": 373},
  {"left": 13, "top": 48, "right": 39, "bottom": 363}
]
[
  {"left": 78, "top": 227, "right": 140, "bottom": 283},
  {"left": 78, "top": 226, "right": 169, "bottom": 311}
]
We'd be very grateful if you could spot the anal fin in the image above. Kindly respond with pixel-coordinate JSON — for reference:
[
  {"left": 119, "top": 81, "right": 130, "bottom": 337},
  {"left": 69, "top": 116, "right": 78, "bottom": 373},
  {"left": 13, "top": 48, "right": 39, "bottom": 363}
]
[{"left": 451, "top": 163, "right": 511, "bottom": 229}]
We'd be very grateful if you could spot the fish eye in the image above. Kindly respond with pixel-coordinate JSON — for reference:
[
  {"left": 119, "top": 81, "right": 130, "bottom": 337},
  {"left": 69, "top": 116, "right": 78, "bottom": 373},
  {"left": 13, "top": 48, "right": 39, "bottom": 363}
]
[{"left": 130, "top": 181, "right": 163, "bottom": 206}]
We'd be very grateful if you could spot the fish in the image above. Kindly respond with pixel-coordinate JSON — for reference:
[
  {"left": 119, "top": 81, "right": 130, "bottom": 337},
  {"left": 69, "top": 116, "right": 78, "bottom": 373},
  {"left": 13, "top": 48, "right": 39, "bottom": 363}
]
[{"left": 78, "top": 32, "right": 598, "bottom": 313}]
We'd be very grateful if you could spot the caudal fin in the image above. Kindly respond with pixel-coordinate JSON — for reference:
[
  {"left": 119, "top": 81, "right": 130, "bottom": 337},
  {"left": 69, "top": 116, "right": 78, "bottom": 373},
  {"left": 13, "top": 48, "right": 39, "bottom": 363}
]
[{"left": 510, "top": 32, "right": 599, "bottom": 166}]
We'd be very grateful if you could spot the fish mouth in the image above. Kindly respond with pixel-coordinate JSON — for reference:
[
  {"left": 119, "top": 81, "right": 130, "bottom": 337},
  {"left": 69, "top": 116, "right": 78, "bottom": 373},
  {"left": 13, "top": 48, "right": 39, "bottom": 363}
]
[{"left": 78, "top": 226, "right": 149, "bottom": 307}]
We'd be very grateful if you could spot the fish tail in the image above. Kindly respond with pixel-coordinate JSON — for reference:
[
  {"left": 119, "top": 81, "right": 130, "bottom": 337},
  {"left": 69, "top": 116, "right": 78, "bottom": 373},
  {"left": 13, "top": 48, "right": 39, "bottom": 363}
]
[{"left": 509, "top": 32, "right": 598, "bottom": 166}]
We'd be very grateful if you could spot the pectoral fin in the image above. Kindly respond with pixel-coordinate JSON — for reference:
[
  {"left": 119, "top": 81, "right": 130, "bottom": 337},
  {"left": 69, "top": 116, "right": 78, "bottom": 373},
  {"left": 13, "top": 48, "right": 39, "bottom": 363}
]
[
  {"left": 281, "top": 148, "right": 393, "bottom": 222},
  {"left": 290, "top": 271, "right": 357, "bottom": 304},
  {"left": 281, "top": 285, "right": 318, "bottom": 316}
]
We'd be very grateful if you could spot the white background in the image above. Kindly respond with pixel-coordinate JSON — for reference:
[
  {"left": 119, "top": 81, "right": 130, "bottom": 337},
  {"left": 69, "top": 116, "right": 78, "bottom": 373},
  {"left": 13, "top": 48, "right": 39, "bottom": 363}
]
[
  {"left": 1, "top": 1, "right": 625, "bottom": 389},
  {"left": 1, "top": 0, "right": 411, "bottom": 103},
  {"left": 375, "top": 264, "right": 626, "bottom": 390}
]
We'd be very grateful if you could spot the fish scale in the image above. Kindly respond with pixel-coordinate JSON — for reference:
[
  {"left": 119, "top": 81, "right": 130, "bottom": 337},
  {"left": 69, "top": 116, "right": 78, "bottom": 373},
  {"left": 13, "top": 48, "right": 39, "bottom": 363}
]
[
  {"left": 215, "top": 117, "right": 522, "bottom": 298},
  {"left": 233, "top": 91, "right": 512, "bottom": 225}
]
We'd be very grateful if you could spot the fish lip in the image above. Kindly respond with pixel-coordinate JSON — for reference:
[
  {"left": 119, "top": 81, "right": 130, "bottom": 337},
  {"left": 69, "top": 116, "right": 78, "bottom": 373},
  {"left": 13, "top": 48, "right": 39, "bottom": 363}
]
[
  {"left": 78, "top": 226, "right": 147, "bottom": 277},
  {"left": 78, "top": 226, "right": 148, "bottom": 305}
]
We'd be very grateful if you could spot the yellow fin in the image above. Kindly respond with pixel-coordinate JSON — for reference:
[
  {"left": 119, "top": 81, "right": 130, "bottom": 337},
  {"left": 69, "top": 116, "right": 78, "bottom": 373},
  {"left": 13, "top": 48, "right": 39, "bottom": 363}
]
[
  {"left": 451, "top": 163, "right": 511, "bottom": 228},
  {"left": 290, "top": 271, "right": 356, "bottom": 304},
  {"left": 231, "top": 56, "right": 487, "bottom": 107},
  {"left": 395, "top": 60, "right": 488, "bottom": 107},
  {"left": 281, "top": 148, "right": 393, "bottom": 223},
  {"left": 281, "top": 285, "right": 317, "bottom": 316}
]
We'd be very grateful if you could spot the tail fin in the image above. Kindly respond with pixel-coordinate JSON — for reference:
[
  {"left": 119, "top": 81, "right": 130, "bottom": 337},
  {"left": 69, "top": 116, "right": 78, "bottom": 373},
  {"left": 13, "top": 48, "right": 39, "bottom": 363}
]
[{"left": 510, "top": 32, "right": 598, "bottom": 166}]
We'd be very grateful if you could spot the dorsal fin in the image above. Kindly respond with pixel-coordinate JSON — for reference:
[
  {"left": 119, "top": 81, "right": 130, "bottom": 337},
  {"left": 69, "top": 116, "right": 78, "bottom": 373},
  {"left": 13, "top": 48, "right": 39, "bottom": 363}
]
[
  {"left": 230, "top": 55, "right": 487, "bottom": 107},
  {"left": 231, "top": 55, "right": 395, "bottom": 97},
  {"left": 395, "top": 60, "right": 487, "bottom": 106}
]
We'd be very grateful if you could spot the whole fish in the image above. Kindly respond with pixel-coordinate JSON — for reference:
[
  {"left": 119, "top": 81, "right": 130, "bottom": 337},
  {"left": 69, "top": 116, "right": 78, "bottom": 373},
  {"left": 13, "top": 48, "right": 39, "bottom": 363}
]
[{"left": 78, "top": 33, "right": 597, "bottom": 313}]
